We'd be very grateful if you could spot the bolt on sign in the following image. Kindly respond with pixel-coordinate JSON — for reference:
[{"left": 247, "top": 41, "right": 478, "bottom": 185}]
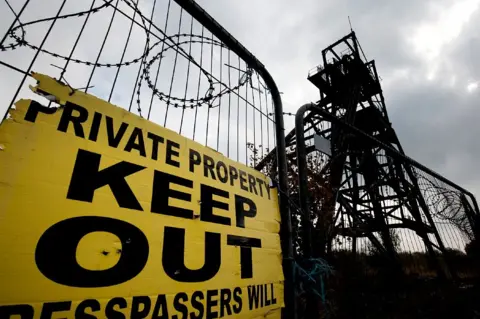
[{"left": 0, "top": 73, "right": 284, "bottom": 319}]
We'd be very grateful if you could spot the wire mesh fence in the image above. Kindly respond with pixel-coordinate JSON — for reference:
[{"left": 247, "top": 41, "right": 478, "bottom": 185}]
[
  {"left": 292, "top": 106, "right": 480, "bottom": 280},
  {"left": 0, "top": 1, "right": 297, "bottom": 316},
  {"left": 0, "top": 0, "right": 278, "bottom": 167}
]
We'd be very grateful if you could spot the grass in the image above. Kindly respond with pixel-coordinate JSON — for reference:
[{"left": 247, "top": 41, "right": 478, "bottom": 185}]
[{"left": 296, "top": 250, "right": 480, "bottom": 318}]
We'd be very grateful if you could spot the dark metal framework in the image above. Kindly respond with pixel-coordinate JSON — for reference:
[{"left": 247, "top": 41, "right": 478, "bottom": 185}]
[
  {"left": 0, "top": 0, "right": 294, "bottom": 316},
  {"left": 294, "top": 32, "right": 480, "bottom": 278}
]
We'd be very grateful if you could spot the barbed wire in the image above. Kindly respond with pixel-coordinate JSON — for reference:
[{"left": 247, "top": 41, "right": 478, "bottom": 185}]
[
  {"left": 1, "top": 0, "right": 257, "bottom": 117},
  {"left": 415, "top": 170, "right": 474, "bottom": 240}
]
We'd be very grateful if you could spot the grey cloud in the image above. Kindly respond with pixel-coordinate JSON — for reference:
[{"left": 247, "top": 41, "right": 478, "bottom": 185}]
[
  {"left": 198, "top": 0, "right": 480, "bottom": 198},
  {"left": 388, "top": 5, "right": 480, "bottom": 192}
]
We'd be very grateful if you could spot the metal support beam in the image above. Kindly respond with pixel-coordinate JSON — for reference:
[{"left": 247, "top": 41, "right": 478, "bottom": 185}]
[
  {"left": 295, "top": 103, "right": 316, "bottom": 258},
  {"left": 173, "top": 1, "right": 295, "bottom": 317}
]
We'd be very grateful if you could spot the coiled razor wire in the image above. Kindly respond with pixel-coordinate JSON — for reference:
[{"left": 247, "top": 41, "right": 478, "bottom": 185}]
[
  {"left": 0, "top": 0, "right": 257, "bottom": 117},
  {"left": 139, "top": 34, "right": 253, "bottom": 110}
]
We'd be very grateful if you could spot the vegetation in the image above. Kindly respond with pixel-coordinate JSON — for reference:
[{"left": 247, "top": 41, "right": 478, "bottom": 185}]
[{"left": 249, "top": 145, "right": 480, "bottom": 318}]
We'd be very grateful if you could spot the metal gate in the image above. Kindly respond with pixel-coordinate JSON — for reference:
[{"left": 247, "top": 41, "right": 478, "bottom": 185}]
[{"left": 0, "top": 0, "right": 294, "bottom": 316}]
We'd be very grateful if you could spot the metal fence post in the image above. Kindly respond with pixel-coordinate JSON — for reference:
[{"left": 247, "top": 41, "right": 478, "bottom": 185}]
[
  {"left": 172, "top": 1, "right": 295, "bottom": 317},
  {"left": 295, "top": 103, "right": 315, "bottom": 258}
]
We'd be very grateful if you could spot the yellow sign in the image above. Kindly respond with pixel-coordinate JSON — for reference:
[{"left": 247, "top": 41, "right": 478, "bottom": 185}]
[{"left": 0, "top": 73, "right": 283, "bottom": 318}]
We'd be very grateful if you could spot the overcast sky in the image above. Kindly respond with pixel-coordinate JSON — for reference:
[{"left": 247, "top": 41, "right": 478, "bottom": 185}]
[
  {"left": 1, "top": 0, "right": 479, "bottom": 200},
  {"left": 195, "top": 0, "right": 480, "bottom": 197}
]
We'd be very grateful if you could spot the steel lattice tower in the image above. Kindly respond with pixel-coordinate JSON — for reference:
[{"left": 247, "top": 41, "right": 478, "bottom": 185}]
[{"left": 305, "top": 32, "right": 459, "bottom": 275}]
